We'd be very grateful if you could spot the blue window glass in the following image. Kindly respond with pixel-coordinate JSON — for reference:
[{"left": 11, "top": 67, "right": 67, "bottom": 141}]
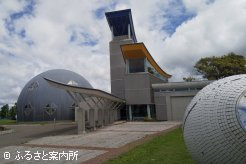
[
  {"left": 237, "top": 95, "right": 246, "bottom": 131},
  {"left": 129, "top": 58, "right": 145, "bottom": 73}
]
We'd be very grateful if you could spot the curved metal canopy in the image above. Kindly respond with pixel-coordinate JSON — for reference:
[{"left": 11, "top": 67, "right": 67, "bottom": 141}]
[
  {"left": 44, "top": 77, "right": 125, "bottom": 103},
  {"left": 44, "top": 77, "right": 125, "bottom": 134},
  {"left": 121, "top": 43, "right": 172, "bottom": 78}
]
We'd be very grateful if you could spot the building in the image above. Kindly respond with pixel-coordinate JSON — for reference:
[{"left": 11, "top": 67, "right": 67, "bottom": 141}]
[
  {"left": 17, "top": 9, "right": 210, "bottom": 128},
  {"left": 105, "top": 9, "right": 210, "bottom": 121},
  {"left": 17, "top": 68, "right": 124, "bottom": 133},
  {"left": 17, "top": 69, "right": 92, "bottom": 122}
]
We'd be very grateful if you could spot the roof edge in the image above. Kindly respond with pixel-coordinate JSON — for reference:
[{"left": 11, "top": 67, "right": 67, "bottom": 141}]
[
  {"left": 120, "top": 43, "right": 172, "bottom": 79},
  {"left": 44, "top": 77, "right": 125, "bottom": 103},
  {"left": 105, "top": 9, "right": 137, "bottom": 43}
]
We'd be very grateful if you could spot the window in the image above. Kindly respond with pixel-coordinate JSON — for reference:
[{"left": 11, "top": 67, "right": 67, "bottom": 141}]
[
  {"left": 44, "top": 103, "right": 57, "bottom": 117},
  {"left": 67, "top": 80, "right": 78, "bottom": 86},
  {"left": 128, "top": 58, "right": 145, "bottom": 73},
  {"left": 28, "top": 81, "right": 39, "bottom": 91},
  {"left": 237, "top": 95, "right": 246, "bottom": 131},
  {"left": 24, "top": 103, "right": 33, "bottom": 116},
  {"left": 146, "top": 60, "right": 167, "bottom": 81},
  {"left": 132, "top": 105, "right": 147, "bottom": 118},
  {"left": 150, "top": 104, "right": 156, "bottom": 118}
]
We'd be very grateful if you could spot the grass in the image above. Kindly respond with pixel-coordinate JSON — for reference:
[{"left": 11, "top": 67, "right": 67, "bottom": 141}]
[
  {"left": 106, "top": 128, "right": 194, "bottom": 164},
  {"left": 0, "top": 119, "right": 16, "bottom": 125}
]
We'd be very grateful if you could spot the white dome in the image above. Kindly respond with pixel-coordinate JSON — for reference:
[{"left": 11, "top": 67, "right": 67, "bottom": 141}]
[{"left": 183, "top": 75, "right": 246, "bottom": 163}]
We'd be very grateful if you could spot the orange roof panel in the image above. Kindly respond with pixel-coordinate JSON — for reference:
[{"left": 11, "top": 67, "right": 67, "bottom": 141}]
[{"left": 121, "top": 43, "right": 172, "bottom": 78}]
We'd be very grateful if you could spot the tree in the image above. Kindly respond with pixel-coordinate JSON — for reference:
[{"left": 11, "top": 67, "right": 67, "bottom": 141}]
[
  {"left": 183, "top": 76, "right": 196, "bottom": 82},
  {"left": 9, "top": 103, "right": 17, "bottom": 120},
  {"left": 0, "top": 104, "right": 9, "bottom": 119},
  {"left": 194, "top": 52, "right": 246, "bottom": 80}
]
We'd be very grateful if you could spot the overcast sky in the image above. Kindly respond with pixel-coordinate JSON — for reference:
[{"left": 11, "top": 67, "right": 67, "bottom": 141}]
[{"left": 1, "top": 0, "right": 246, "bottom": 106}]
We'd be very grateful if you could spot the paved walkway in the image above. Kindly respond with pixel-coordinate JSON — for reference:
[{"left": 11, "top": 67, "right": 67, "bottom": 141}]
[
  {"left": 0, "top": 121, "right": 181, "bottom": 163},
  {"left": 0, "top": 122, "right": 77, "bottom": 148}
]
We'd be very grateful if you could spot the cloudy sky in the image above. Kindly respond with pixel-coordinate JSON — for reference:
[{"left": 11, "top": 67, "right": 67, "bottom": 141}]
[{"left": 1, "top": 0, "right": 246, "bottom": 106}]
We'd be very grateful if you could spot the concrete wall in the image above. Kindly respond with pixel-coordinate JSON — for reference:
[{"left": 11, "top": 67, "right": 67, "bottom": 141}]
[
  {"left": 125, "top": 73, "right": 164, "bottom": 104},
  {"left": 110, "top": 36, "right": 134, "bottom": 99},
  {"left": 154, "top": 91, "right": 198, "bottom": 121},
  {"left": 154, "top": 92, "right": 167, "bottom": 120}
]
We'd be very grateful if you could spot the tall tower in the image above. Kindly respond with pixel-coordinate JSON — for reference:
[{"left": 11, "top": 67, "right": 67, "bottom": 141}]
[{"left": 105, "top": 9, "right": 137, "bottom": 99}]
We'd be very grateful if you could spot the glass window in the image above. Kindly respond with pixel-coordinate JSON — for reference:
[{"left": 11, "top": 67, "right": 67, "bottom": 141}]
[
  {"left": 129, "top": 58, "right": 145, "bottom": 73},
  {"left": 237, "top": 94, "right": 246, "bottom": 131},
  {"left": 146, "top": 60, "right": 167, "bottom": 81},
  {"left": 132, "top": 105, "right": 147, "bottom": 118},
  {"left": 150, "top": 105, "right": 156, "bottom": 119},
  {"left": 120, "top": 105, "right": 127, "bottom": 120}
]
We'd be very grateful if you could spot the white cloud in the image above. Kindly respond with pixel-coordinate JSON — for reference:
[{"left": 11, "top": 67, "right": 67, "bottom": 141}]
[
  {"left": 160, "top": 0, "right": 246, "bottom": 80},
  {"left": 0, "top": 0, "right": 113, "bottom": 105},
  {"left": 1, "top": 0, "right": 246, "bottom": 105},
  {"left": 183, "top": 0, "right": 213, "bottom": 12}
]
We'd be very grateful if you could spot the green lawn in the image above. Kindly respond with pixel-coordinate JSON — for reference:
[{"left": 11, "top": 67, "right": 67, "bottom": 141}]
[
  {"left": 106, "top": 128, "right": 194, "bottom": 164},
  {"left": 0, "top": 119, "right": 16, "bottom": 125}
]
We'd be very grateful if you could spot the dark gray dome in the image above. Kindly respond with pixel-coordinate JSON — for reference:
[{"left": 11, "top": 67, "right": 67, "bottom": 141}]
[{"left": 17, "top": 69, "right": 92, "bottom": 122}]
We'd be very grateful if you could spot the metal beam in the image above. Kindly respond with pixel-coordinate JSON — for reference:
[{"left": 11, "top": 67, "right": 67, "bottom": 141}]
[{"left": 44, "top": 78, "right": 125, "bottom": 103}]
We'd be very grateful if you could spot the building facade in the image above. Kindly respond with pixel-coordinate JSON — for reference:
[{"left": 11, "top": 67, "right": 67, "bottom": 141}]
[
  {"left": 106, "top": 9, "right": 210, "bottom": 121},
  {"left": 153, "top": 81, "right": 211, "bottom": 121}
]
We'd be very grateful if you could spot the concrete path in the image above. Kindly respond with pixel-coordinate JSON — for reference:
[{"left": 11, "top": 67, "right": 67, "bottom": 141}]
[
  {"left": 0, "top": 121, "right": 180, "bottom": 163},
  {"left": 0, "top": 122, "right": 77, "bottom": 148}
]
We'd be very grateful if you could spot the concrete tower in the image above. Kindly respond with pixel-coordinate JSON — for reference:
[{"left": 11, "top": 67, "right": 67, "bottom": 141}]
[
  {"left": 105, "top": 9, "right": 172, "bottom": 121},
  {"left": 105, "top": 9, "right": 137, "bottom": 99}
]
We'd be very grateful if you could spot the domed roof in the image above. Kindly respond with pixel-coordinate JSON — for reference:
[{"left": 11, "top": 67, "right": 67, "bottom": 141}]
[
  {"left": 17, "top": 69, "right": 92, "bottom": 121},
  {"left": 183, "top": 75, "right": 246, "bottom": 163}
]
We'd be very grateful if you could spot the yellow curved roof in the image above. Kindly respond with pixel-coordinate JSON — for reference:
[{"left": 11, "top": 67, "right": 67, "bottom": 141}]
[{"left": 120, "top": 43, "right": 172, "bottom": 78}]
